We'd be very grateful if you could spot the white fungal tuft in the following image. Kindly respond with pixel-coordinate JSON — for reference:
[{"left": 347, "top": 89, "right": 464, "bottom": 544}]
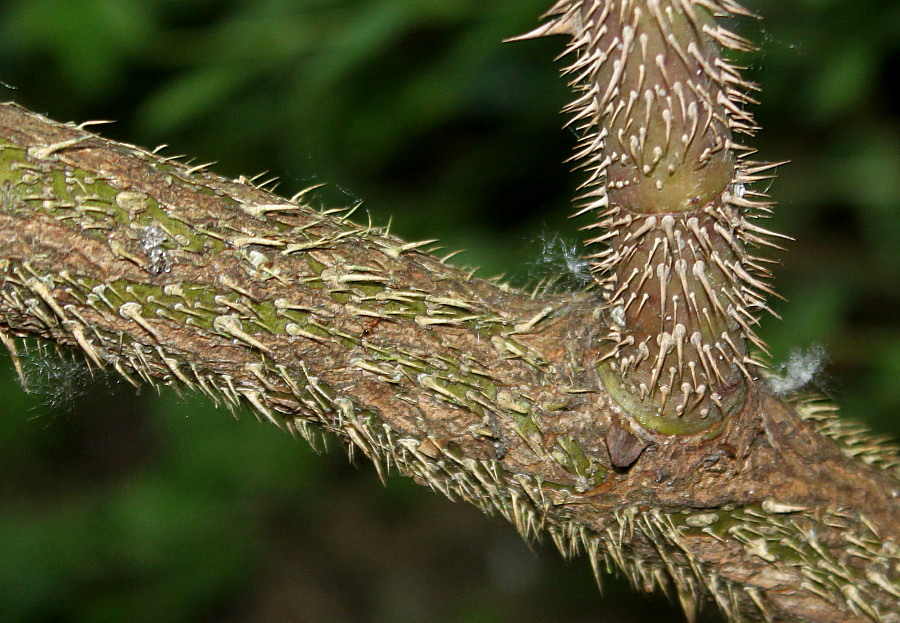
[
  {"left": 533, "top": 233, "right": 593, "bottom": 290},
  {"left": 768, "top": 345, "right": 826, "bottom": 396},
  {"left": 140, "top": 225, "right": 172, "bottom": 275},
  {"left": 8, "top": 341, "right": 113, "bottom": 414}
]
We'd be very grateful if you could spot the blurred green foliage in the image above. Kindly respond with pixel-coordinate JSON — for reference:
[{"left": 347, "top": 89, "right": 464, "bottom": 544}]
[{"left": 0, "top": 0, "right": 896, "bottom": 621}]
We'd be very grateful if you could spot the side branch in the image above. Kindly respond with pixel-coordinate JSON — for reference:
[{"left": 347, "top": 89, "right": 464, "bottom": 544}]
[{"left": 0, "top": 103, "right": 896, "bottom": 622}]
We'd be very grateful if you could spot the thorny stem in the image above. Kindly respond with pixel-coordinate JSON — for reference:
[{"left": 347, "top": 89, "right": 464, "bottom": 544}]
[
  {"left": 0, "top": 102, "right": 897, "bottom": 623},
  {"left": 0, "top": 3, "right": 898, "bottom": 620},
  {"left": 513, "top": 0, "right": 782, "bottom": 437}
]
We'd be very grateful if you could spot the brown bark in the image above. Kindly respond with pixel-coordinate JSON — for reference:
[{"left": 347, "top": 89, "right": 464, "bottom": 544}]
[{"left": 0, "top": 102, "right": 897, "bottom": 623}]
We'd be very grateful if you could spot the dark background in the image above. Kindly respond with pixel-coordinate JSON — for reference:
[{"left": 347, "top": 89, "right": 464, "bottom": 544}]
[{"left": 0, "top": 1, "right": 897, "bottom": 621}]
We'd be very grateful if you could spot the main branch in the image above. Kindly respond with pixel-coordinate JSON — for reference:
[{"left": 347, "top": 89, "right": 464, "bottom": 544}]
[{"left": 0, "top": 102, "right": 896, "bottom": 622}]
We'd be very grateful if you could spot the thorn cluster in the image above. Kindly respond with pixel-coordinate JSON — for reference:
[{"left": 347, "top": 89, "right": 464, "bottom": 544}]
[{"left": 518, "top": 0, "right": 786, "bottom": 433}]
